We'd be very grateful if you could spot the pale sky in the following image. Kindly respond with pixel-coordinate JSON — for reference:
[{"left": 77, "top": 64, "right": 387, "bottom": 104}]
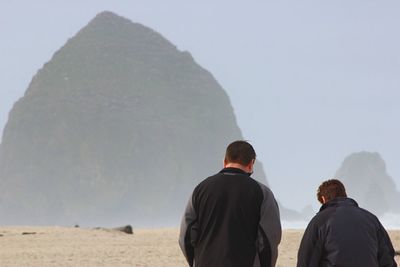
[{"left": 1, "top": 0, "right": 399, "bottom": 211}]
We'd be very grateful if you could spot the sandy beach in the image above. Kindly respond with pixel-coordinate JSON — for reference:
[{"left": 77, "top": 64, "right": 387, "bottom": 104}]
[{"left": 0, "top": 227, "right": 399, "bottom": 267}]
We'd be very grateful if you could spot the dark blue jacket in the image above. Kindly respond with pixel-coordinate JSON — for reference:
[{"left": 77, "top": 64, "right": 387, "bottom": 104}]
[{"left": 297, "top": 197, "right": 397, "bottom": 267}]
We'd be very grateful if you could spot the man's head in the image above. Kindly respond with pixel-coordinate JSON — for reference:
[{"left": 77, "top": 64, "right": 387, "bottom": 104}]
[
  {"left": 224, "top": 140, "right": 256, "bottom": 173},
  {"left": 317, "top": 179, "right": 347, "bottom": 204}
]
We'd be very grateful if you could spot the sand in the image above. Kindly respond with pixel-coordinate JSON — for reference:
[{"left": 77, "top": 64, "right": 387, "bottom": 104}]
[{"left": 0, "top": 227, "right": 399, "bottom": 267}]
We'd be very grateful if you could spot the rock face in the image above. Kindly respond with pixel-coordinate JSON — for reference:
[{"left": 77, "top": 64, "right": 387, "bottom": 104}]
[
  {"left": 335, "top": 152, "right": 400, "bottom": 216},
  {"left": 0, "top": 11, "right": 270, "bottom": 225}
]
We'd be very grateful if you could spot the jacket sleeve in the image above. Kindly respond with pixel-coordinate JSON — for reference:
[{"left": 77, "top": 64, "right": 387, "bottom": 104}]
[
  {"left": 179, "top": 193, "right": 197, "bottom": 267},
  {"left": 376, "top": 222, "right": 397, "bottom": 267},
  {"left": 296, "top": 217, "right": 323, "bottom": 267},
  {"left": 256, "top": 183, "right": 282, "bottom": 267}
]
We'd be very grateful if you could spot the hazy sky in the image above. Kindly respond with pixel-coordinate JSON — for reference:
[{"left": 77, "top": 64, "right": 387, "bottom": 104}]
[{"left": 1, "top": 0, "right": 399, "bottom": 211}]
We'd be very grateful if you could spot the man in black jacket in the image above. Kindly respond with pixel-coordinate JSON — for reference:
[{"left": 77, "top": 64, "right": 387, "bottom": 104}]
[
  {"left": 179, "top": 140, "right": 281, "bottom": 267},
  {"left": 297, "top": 179, "right": 397, "bottom": 267}
]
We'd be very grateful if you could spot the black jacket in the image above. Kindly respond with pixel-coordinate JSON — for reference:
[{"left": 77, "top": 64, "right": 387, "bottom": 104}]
[
  {"left": 297, "top": 197, "right": 397, "bottom": 267},
  {"left": 179, "top": 168, "right": 281, "bottom": 267}
]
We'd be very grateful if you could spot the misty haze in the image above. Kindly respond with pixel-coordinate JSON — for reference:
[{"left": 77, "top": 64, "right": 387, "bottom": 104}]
[{"left": 0, "top": 2, "right": 399, "bottom": 266}]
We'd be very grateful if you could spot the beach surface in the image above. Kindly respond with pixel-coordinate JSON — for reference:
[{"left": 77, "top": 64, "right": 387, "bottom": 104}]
[{"left": 0, "top": 227, "right": 399, "bottom": 267}]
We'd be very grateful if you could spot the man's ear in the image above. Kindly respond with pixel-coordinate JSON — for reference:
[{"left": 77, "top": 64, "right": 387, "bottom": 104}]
[
  {"left": 321, "top": 196, "right": 327, "bottom": 204},
  {"left": 251, "top": 158, "right": 256, "bottom": 167},
  {"left": 223, "top": 159, "right": 228, "bottom": 168},
  {"left": 247, "top": 159, "right": 255, "bottom": 172}
]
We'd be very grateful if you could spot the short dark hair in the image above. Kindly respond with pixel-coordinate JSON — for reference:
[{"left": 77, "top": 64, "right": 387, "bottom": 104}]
[
  {"left": 317, "top": 179, "right": 347, "bottom": 204},
  {"left": 225, "top": 140, "right": 256, "bottom": 166}
]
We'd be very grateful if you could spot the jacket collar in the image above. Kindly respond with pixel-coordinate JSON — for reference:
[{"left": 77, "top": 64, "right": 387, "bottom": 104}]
[
  {"left": 319, "top": 197, "right": 359, "bottom": 212},
  {"left": 219, "top": 167, "right": 250, "bottom": 176}
]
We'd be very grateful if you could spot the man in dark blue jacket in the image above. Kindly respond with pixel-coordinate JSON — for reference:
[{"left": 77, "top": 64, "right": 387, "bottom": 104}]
[
  {"left": 179, "top": 140, "right": 281, "bottom": 267},
  {"left": 297, "top": 179, "right": 397, "bottom": 267}
]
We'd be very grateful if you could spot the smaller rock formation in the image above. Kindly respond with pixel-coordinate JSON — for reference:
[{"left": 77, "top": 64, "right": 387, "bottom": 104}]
[{"left": 335, "top": 152, "right": 400, "bottom": 216}]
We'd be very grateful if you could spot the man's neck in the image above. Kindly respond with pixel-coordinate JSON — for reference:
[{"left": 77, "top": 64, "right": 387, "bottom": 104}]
[{"left": 224, "top": 163, "right": 250, "bottom": 173}]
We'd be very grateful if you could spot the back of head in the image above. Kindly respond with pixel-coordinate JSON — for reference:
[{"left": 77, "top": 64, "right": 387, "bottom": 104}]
[
  {"left": 317, "top": 179, "right": 347, "bottom": 204},
  {"left": 225, "top": 140, "right": 256, "bottom": 166}
]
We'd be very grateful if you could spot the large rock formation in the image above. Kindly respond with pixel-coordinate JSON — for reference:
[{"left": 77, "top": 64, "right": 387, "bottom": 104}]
[
  {"left": 0, "top": 11, "right": 270, "bottom": 226},
  {"left": 335, "top": 152, "right": 400, "bottom": 216}
]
